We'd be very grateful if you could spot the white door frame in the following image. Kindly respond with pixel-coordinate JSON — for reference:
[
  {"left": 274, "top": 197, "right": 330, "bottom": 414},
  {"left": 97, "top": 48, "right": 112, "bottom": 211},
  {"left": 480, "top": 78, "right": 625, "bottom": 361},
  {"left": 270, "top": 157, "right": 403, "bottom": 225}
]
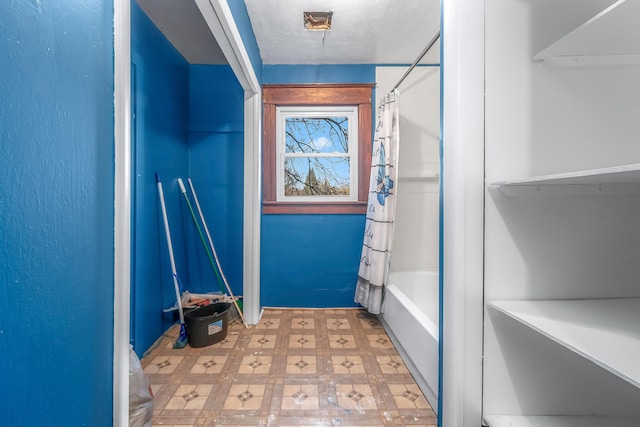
[
  {"left": 113, "top": 0, "right": 131, "bottom": 424},
  {"left": 193, "top": 0, "right": 262, "bottom": 325},
  {"left": 440, "top": 0, "right": 485, "bottom": 426},
  {"left": 113, "top": 0, "right": 262, "bottom": 424}
]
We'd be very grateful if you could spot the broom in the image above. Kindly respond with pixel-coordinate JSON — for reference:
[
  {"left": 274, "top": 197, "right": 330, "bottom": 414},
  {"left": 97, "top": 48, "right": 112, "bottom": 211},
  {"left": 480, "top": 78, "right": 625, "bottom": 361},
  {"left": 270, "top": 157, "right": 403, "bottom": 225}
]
[
  {"left": 156, "top": 174, "right": 188, "bottom": 349},
  {"left": 177, "top": 179, "right": 247, "bottom": 327},
  {"left": 177, "top": 178, "right": 227, "bottom": 295},
  {"left": 188, "top": 178, "right": 247, "bottom": 327}
]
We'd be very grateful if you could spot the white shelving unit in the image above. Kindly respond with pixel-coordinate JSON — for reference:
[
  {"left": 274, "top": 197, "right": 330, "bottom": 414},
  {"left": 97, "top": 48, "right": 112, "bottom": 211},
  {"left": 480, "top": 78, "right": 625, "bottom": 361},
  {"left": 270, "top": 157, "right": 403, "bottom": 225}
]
[
  {"left": 482, "top": 0, "right": 640, "bottom": 426},
  {"left": 488, "top": 299, "right": 640, "bottom": 388},
  {"left": 534, "top": 0, "right": 640, "bottom": 68},
  {"left": 491, "top": 163, "right": 640, "bottom": 187},
  {"left": 490, "top": 164, "right": 640, "bottom": 196},
  {"left": 485, "top": 415, "right": 640, "bottom": 427}
]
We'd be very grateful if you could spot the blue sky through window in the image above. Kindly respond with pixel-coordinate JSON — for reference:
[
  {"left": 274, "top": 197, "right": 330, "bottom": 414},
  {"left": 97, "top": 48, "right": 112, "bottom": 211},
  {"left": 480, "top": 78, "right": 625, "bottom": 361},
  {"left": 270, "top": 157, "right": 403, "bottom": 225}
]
[
  {"left": 284, "top": 116, "right": 351, "bottom": 196},
  {"left": 285, "top": 117, "right": 348, "bottom": 153}
]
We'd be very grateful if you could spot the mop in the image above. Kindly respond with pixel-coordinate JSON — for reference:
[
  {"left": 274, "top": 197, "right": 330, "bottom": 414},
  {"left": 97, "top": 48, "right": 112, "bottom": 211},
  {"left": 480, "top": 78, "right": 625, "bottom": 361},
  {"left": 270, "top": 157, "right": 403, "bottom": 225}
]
[
  {"left": 177, "top": 178, "right": 247, "bottom": 327},
  {"left": 156, "top": 173, "right": 188, "bottom": 349}
]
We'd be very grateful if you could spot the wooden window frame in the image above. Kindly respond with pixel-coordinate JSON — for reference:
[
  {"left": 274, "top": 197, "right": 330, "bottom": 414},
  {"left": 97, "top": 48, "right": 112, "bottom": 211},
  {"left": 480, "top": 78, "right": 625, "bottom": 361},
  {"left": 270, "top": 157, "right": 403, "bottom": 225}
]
[{"left": 262, "top": 84, "right": 373, "bottom": 214}]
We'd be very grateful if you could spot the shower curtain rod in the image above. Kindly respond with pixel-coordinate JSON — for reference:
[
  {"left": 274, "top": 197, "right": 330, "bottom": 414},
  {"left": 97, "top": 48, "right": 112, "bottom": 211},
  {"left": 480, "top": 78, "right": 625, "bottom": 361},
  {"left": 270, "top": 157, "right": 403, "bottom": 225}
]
[{"left": 391, "top": 30, "right": 441, "bottom": 92}]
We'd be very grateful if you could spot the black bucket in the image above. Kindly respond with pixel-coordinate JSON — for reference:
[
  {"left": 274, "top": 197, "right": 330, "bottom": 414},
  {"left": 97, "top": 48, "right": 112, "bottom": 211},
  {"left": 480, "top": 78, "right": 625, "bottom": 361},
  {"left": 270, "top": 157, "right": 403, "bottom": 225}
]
[{"left": 184, "top": 302, "right": 230, "bottom": 348}]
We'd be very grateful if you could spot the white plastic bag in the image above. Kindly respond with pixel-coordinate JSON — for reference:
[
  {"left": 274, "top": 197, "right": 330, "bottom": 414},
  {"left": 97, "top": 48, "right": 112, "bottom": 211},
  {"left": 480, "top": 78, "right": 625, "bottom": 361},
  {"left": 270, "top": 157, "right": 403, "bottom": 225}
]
[{"left": 129, "top": 345, "right": 153, "bottom": 427}]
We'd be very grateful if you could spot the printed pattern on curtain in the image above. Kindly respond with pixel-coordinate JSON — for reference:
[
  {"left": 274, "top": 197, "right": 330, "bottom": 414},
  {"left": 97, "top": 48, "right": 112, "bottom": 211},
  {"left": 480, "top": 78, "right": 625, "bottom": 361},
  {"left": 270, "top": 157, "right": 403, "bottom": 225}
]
[{"left": 354, "top": 90, "right": 400, "bottom": 314}]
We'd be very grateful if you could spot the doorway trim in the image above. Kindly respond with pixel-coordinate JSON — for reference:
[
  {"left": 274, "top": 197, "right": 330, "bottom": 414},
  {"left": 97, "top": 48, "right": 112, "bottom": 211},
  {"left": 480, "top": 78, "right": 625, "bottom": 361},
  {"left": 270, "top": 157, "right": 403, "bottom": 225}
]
[
  {"left": 193, "top": 0, "right": 262, "bottom": 325},
  {"left": 440, "top": 0, "right": 485, "bottom": 425},
  {"left": 113, "top": 0, "right": 131, "bottom": 425},
  {"left": 113, "top": 0, "right": 262, "bottom": 424}
]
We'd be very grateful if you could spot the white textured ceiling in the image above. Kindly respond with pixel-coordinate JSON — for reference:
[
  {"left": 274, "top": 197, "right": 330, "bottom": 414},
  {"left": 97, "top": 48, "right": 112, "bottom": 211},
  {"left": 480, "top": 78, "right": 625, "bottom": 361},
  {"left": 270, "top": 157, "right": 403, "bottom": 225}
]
[
  {"left": 135, "top": 0, "right": 440, "bottom": 66},
  {"left": 245, "top": 0, "right": 440, "bottom": 64}
]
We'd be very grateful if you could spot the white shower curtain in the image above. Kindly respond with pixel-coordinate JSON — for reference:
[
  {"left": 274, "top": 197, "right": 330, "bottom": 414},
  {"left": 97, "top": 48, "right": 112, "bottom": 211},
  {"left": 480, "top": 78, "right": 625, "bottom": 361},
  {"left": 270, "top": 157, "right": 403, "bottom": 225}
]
[{"left": 354, "top": 90, "right": 400, "bottom": 314}]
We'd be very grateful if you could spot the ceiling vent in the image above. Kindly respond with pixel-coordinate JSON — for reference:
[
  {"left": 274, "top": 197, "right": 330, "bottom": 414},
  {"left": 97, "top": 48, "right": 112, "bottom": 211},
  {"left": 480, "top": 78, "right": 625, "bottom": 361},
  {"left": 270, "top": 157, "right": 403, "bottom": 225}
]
[{"left": 303, "top": 11, "right": 333, "bottom": 31}]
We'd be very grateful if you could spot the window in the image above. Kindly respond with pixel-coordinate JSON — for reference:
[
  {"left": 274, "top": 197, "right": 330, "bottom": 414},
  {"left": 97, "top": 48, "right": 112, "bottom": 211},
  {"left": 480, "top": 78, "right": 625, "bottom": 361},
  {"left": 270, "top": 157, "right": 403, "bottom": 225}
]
[
  {"left": 277, "top": 106, "right": 358, "bottom": 202},
  {"left": 263, "top": 84, "right": 373, "bottom": 214}
]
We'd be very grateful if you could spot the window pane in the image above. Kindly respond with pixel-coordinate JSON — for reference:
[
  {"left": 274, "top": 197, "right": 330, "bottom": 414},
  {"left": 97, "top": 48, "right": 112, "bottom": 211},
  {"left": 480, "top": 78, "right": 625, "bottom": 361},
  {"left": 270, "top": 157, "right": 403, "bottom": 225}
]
[
  {"left": 285, "top": 117, "right": 349, "bottom": 154},
  {"left": 284, "top": 157, "right": 351, "bottom": 196}
]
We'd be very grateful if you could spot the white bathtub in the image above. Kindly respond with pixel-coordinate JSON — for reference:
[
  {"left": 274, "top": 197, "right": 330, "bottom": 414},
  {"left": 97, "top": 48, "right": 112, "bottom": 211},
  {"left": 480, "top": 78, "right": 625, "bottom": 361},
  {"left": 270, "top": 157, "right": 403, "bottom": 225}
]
[{"left": 380, "top": 270, "right": 439, "bottom": 412}]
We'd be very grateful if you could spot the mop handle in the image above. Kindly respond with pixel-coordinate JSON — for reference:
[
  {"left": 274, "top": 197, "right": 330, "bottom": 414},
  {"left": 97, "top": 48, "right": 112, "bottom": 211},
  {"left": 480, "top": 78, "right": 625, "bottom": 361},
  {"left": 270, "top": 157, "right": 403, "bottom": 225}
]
[
  {"left": 156, "top": 174, "right": 185, "bottom": 324},
  {"left": 177, "top": 178, "right": 226, "bottom": 294},
  {"left": 187, "top": 178, "right": 233, "bottom": 293},
  {"left": 188, "top": 178, "right": 247, "bottom": 327}
]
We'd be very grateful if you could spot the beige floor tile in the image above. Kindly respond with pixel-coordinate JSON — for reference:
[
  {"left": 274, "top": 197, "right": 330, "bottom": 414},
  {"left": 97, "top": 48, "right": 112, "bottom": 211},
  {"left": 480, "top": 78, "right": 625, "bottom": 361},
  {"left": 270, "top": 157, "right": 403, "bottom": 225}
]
[
  {"left": 215, "top": 334, "right": 239, "bottom": 349},
  {"left": 281, "top": 384, "right": 320, "bottom": 410},
  {"left": 223, "top": 384, "right": 266, "bottom": 410},
  {"left": 376, "top": 355, "right": 410, "bottom": 374},
  {"left": 143, "top": 308, "right": 435, "bottom": 426},
  {"left": 326, "top": 318, "right": 351, "bottom": 330},
  {"left": 328, "top": 334, "right": 357, "bottom": 349},
  {"left": 144, "top": 356, "right": 185, "bottom": 374},
  {"left": 285, "top": 355, "right": 318, "bottom": 375},
  {"left": 287, "top": 334, "right": 317, "bottom": 349},
  {"left": 366, "top": 334, "right": 394, "bottom": 349},
  {"left": 255, "top": 318, "right": 280, "bottom": 329},
  {"left": 190, "top": 355, "right": 228, "bottom": 374},
  {"left": 166, "top": 384, "right": 213, "bottom": 410},
  {"left": 331, "top": 355, "right": 365, "bottom": 375},
  {"left": 388, "top": 384, "right": 432, "bottom": 409},
  {"left": 335, "top": 384, "right": 378, "bottom": 411},
  {"left": 237, "top": 355, "right": 272, "bottom": 375},
  {"left": 291, "top": 317, "right": 316, "bottom": 329},
  {"left": 246, "top": 334, "right": 277, "bottom": 349}
]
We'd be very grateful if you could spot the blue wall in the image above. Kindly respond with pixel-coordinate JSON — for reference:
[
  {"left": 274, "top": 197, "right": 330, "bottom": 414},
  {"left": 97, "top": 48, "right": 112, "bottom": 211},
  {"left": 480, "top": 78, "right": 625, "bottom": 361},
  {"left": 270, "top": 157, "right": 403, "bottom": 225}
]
[
  {"left": 263, "top": 65, "right": 376, "bottom": 85},
  {"left": 0, "top": 1, "right": 115, "bottom": 426},
  {"left": 261, "top": 65, "right": 376, "bottom": 307},
  {"left": 131, "top": 2, "right": 190, "bottom": 355},
  {"left": 187, "top": 65, "right": 244, "bottom": 297},
  {"left": 261, "top": 215, "right": 367, "bottom": 307}
]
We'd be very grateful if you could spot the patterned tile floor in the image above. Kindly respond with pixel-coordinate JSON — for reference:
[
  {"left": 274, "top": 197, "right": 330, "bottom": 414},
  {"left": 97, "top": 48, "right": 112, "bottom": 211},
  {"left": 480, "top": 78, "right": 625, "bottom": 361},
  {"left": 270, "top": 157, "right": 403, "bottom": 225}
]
[{"left": 142, "top": 308, "right": 436, "bottom": 426}]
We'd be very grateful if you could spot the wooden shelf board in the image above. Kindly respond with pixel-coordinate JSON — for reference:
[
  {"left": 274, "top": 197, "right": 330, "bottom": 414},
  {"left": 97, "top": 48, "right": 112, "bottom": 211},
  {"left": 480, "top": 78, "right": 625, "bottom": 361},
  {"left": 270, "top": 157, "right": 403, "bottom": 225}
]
[
  {"left": 490, "top": 164, "right": 640, "bottom": 188},
  {"left": 535, "top": 0, "right": 640, "bottom": 60},
  {"left": 484, "top": 415, "right": 640, "bottom": 427},
  {"left": 487, "top": 298, "right": 640, "bottom": 389}
]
